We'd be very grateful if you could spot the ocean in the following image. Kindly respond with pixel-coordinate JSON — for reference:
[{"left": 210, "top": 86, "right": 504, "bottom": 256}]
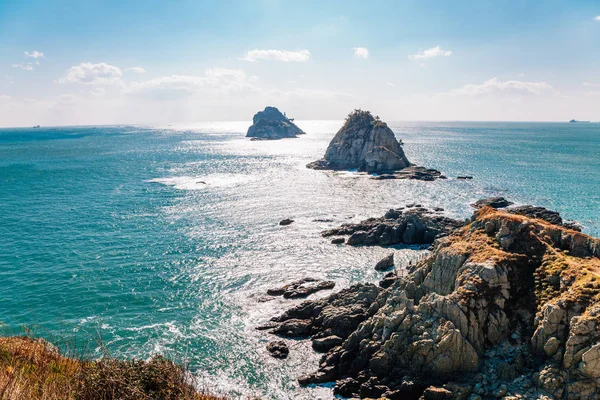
[{"left": 0, "top": 121, "right": 599, "bottom": 399}]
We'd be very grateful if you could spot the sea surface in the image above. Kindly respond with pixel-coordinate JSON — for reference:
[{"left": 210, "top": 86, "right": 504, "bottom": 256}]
[{"left": 1, "top": 121, "right": 599, "bottom": 399}]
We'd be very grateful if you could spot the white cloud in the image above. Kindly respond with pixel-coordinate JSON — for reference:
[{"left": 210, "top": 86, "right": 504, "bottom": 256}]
[
  {"left": 583, "top": 82, "right": 600, "bottom": 88},
  {"left": 55, "top": 94, "right": 80, "bottom": 106},
  {"left": 125, "top": 67, "right": 146, "bottom": 74},
  {"left": 0, "top": 95, "right": 11, "bottom": 101},
  {"left": 446, "top": 77, "right": 555, "bottom": 97},
  {"left": 58, "top": 62, "right": 123, "bottom": 85},
  {"left": 125, "top": 68, "right": 258, "bottom": 98},
  {"left": 240, "top": 49, "right": 310, "bottom": 62},
  {"left": 89, "top": 88, "right": 106, "bottom": 96},
  {"left": 409, "top": 46, "right": 452, "bottom": 60},
  {"left": 12, "top": 63, "right": 34, "bottom": 71},
  {"left": 385, "top": 82, "right": 395, "bottom": 87},
  {"left": 518, "top": 73, "right": 525, "bottom": 77},
  {"left": 595, "top": 15, "right": 600, "bottom": 21},
  {"left": 24, "top": 50, "right": 44, "bottom": 59},
  {"left": 353, "top": 47, "right": 369, "bottom": 59}
]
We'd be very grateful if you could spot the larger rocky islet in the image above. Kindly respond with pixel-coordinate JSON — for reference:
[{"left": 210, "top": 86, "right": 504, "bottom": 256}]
[{"left": 307, "top": 109, "right": 446, "bottom": 181}]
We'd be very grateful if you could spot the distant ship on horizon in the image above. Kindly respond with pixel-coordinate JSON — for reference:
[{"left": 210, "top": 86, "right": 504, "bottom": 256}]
[{"left": 569, "top": 119, "right": 590, "bottom": 123}]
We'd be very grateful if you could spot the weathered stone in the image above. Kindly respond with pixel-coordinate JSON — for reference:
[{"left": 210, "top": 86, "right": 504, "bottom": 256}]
[
  {"left": 279, "top": 218, "right": 294, "bottom": 226},
  {"left": 307, "top": 110, "right": 408, "bottom": 172},
  {"left": 266, "top": 341, "right": 289, "bottom": 359},
  {"left": 267, "top": 278, "right": 335, "bottom": 299},
  {"left": 471, "top": 197, "right": 514, "bottom": 209},
  {"left": 312, "top": 335, "right": 343, "bottom": 352},
  {"left": 246, "top": 106, "right": 304, "bottom": 139},
  {"left": 375, "top": 253, "right": 394, "bottom": 271},
  {"left": 323, "top": 207, "right": 462, "bottom": 247}
]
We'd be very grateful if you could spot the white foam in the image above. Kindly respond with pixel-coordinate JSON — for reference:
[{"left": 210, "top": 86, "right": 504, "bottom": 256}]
[{"left": 147, "top": 174, "right": 254, "bottom": 190}]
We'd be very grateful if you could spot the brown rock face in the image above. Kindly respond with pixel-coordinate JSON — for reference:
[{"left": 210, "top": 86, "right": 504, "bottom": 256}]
[
  {"left": 272, "top": 207, "right": 600, "bottom": 399},
  {"left": 307, "top": 110, "right": 409, "bottom": 172}
]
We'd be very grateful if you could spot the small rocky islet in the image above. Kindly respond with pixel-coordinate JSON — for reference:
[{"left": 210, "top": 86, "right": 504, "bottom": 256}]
[
  {"left": 307, "top": 109, "right": 446, "bottom": 181},
  {"left": 260, "top": 197, "right": 600, "bottom": 399},
  {"left": 246, "top": 106, "right": 305, "bottom": 140}
]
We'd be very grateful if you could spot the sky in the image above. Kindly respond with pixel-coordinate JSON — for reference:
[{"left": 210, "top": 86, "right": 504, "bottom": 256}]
[{"left": 0, "top": 0, "right": 599, "bottom": 126}]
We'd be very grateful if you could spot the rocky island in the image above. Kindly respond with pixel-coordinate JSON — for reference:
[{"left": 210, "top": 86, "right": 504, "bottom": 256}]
[
  {"left": 266, "top": 202, "right": 600, "bottom": 399},
  {"left": 307, "top": 110, "right": 445, "bottom": 181},
  {"left": 246, "top": 106, "right": 305, "bottom": 140}
]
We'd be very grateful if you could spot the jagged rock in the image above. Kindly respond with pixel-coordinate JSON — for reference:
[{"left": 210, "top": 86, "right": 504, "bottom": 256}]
[
  {"left": 471, "top": 197, "right": 514, "bottom": 209},
  {"left": 279, "top": 218, "right": 294, "bottom": 226},
  {"left": 271, "top": 319, "right": 312, "bottom": 338},
  {"left": 307, "top": 110, "right": 408, "bottom": 172},
  {"left": 379, "top": 271, "right": 397, "bottom": 289},
  {"left": 375, "top": 253, "right": 394, "bottom": 271},
  {"left": 271, "top": 284, "right": 380, "bottom": 341},
  {"left": 420, "top": 386, "right": 454, "bottom": 400},
  {"left": 275, "top": 206, "right": 600, "bottom": 399},
  {"left": 267, "top": 278, "right": 335, "bottom": 299},
  {"left": 331, "top": 237, "right": 345, "bottom": 244},
  {"left": 266, "top": 341, "right": 289, "bottom": 359},
  {"left": 507, "top": 205, "right": 582, "bottom": 231},
  {"left": 371, "top": 165, "right": 446, "bottom": 181},
  {"left": 312, "top": 335, "right": 343, "bottom": 352},
  {"left": 322, "top": 207, "right": 463, "bottom": 246},
  {"left": 246, "top": 106, "right": 304, "bottom": 139}
]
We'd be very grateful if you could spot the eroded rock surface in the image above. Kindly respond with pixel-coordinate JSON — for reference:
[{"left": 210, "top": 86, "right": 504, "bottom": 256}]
[
  {"left": 307, "top": 110, "right": 409, "bottom": 172},
  {"left": 246, "top": 106, "right": 304, "bottom": 140},
  {"left": 272, "top": 206, "right": 600, "bottom": 399},
  {"left": 267, "top": 278, "right": 335, "bottom": 299},
  {"left": 307, "top": 110, "right": 444, "bottom": 180},
  {"left": 322, "top": 207, "right": 463, "bottom": 246}
]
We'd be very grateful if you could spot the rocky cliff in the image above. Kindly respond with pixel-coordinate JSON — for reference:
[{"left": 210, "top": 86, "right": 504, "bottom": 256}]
[
  {"left": 269, "top": 206, "right": 600, "bottom": 399},
  {"left": 246, "top": 106, "right": 304, "bottom": 140},
  {"left": 307, "top": 110, "right": 410, "bottom": 172}
]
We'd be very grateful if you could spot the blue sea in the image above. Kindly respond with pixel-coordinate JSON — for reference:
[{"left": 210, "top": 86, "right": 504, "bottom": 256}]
[{"left": 1, "top": 121, "right": 599, "bottom": 399}]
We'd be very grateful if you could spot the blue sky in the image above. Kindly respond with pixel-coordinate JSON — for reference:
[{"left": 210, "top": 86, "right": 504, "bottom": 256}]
[{"left": 0, "top": 0, "right": 599, "bottom": 126}]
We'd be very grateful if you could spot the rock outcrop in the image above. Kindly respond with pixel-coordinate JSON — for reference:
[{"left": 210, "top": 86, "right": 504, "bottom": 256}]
[
  {"left": 267, "top": 278, "right": 335, "bottom": 299},
  {"left": 269, "top": 206, "right": 600, "bottom": 399},
  {"left": 246, "top": 106, "right": 304, "bottom": 140},
  {"left": 471, "top": 196, "right": 514, "bottom": 209},
  {"left": 322, "top": 206, "right": 463, "bottom": 246},
  {"left": 307, "top": 110, "right": 409, "bottom": 172}
]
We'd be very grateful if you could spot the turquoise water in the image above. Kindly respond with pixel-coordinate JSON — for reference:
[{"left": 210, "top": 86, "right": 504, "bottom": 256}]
[{"left": 0, "top": 121, "right": 599, "bottom": 399}]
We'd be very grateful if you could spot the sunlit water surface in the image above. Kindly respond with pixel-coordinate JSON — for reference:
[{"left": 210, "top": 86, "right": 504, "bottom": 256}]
[{"left": 1, "top": 121, "right": 599, "bottom": 399}]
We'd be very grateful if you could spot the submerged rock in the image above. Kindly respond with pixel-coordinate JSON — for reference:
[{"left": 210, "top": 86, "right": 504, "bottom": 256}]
[
  {"left": 271, "top": 206, "right": 600, "bottom": 398},
  {"left": 246, "top": 106, "right": 304, "bottom": 140},
  {"left": 322, "top": 207, "right": 463, "bottom": 246}
]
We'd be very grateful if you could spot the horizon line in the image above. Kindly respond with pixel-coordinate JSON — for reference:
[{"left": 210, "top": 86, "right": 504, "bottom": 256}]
[{"left": 1, "top": 119, "right": 598, "bottom": 130}]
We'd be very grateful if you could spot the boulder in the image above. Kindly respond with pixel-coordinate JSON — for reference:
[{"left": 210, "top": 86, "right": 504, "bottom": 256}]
[
  {"left": 246, "top": 106, "right": 304, "bottom": 139},
  {"left": 375, "top": 253, "right": 394, "bottom": 271},
  {"left": 266, "top": 341, "right": 289, "bottom": 359},
  {"left": 279, "top": 219, "right": 294, "bottom": 226}
]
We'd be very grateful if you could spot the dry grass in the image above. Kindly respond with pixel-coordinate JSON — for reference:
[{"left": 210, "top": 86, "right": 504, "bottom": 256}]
[{"left": 0, "top": 336, "right": 225, "bottom": 400}]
